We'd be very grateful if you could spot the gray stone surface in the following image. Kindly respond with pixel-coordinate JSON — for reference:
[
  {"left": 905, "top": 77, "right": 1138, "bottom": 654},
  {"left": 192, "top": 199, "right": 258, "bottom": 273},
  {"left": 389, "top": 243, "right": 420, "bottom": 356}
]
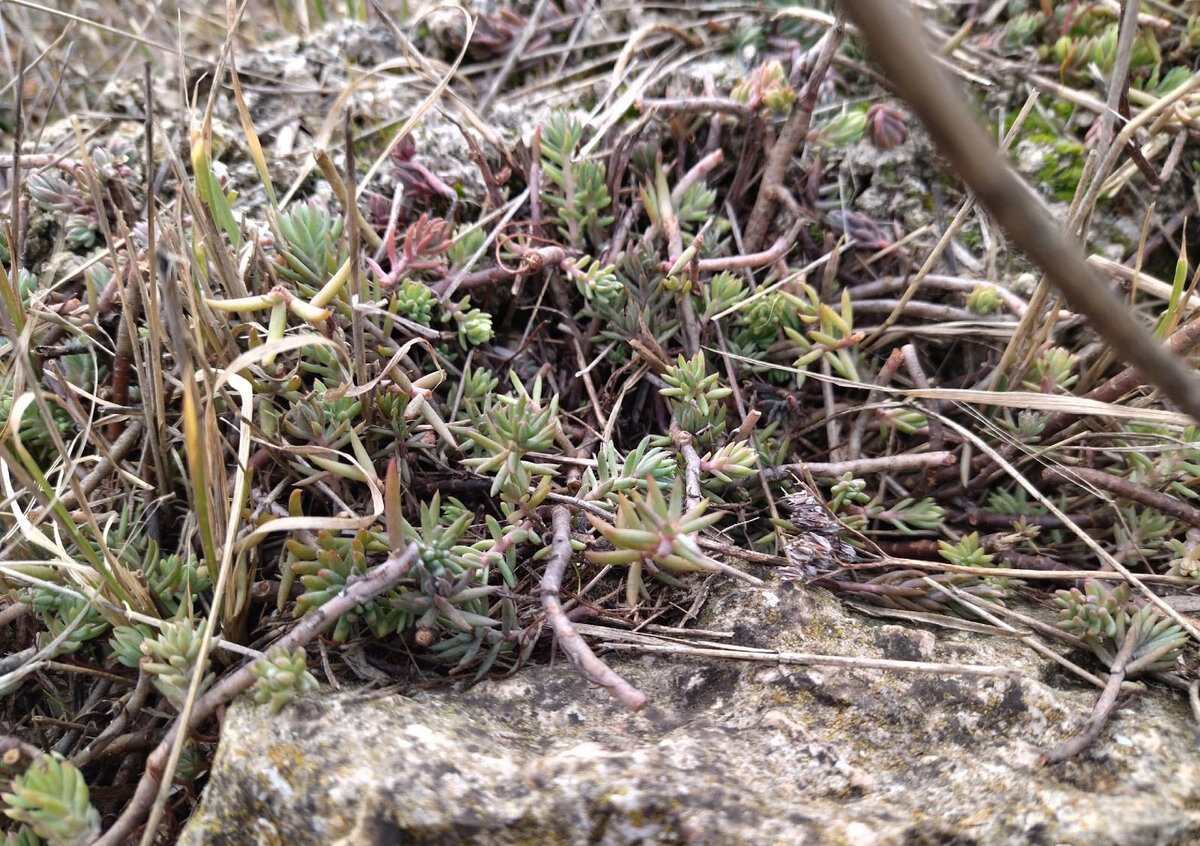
[{"left": 179, "top": 581, "right": 1200, "bottom": 846}]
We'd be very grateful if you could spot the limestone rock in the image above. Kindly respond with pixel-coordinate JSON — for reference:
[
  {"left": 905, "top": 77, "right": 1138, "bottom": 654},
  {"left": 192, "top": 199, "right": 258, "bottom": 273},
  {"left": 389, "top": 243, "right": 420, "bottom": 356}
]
[{"left": 179, "top": 582, "right": 1200, "bottom": 846}]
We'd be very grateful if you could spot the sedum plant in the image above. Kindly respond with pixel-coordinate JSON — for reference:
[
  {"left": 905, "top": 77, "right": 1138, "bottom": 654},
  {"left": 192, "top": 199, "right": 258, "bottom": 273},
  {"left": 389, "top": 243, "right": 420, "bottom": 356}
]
[
  {"left": 540, "top": 112, "right": 613, "bottom": 249},
  {"left": 288, "top": 530, "right": 401, "bottom": 642},
  {"left": 784, "top": 286, "right": 862, "bottom": 387},
  {"left": 660, "top": 352, "right": 731, "bottom": 441},
  {"left": 274, "top": 199, "right": 345, "bottom": 286},
  {"left": 1167, "top": 529, "right": 1200, "bottom": 579},
  {"left": 939, "top": 532, "right": 1021, "bottom": 596},
  {"left": 1, "top": 754, "right": 100, "bottom": 846},
  {"left": 250, "top": 646, "right": 320, "bottom": 713},
  {"left": 1054, "top": 580, "right": 1187, "bottom": 676},
  {"left": 938, "top": 532, "right": 993, "bottom": 568},
  {"left": 586, "top": 478, "right": 726, "bottom": 609},
  {"left": 458, "top": 373, "right": 560, "bottom": 501},
  {"left": 140, "top": 620, "right": 215, "bottom": 709},
  {"left": 24, "top": 591, "right": 108, "bottom": 659},
  {"left": 731, "top": 59, "right": 795, "bottom": 114}
]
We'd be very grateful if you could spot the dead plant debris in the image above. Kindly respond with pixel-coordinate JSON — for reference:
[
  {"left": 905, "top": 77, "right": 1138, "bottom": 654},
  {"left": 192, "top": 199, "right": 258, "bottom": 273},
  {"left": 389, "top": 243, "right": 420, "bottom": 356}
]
[{"left": 2, "top": 1, "right": 1200, "bottom": 843}]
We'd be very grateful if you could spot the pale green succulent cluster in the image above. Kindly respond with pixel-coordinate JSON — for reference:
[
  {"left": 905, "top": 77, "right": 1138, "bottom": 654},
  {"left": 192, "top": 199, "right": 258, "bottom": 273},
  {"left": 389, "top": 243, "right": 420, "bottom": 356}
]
[
  {"left": 140, "top": 620, "right": 215, "bottom": 709},
  {"left": 1055, "top": 581, "right": 1187, "bottom": 675},
  {"left": 587, "top": 479, "right": 726, "bottom": 609},
  {"left": 251, "top": 646, "right": 320, "bottom": 714},
  {"left": 2, "top": 754, "right": 100, "bottom": 846}
]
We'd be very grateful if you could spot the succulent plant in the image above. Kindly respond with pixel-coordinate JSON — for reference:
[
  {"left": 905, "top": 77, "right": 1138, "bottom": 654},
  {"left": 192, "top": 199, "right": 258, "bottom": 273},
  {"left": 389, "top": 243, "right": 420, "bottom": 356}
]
[
  {"left": 1022, "top": 346, "right": 1078, "bottom": 393},
  {"left": 275, "top": 199, "right": 345, "bottom": 285},
  {"left": 829, "top": 473, "right": 870, "bottom": 520},
  {"left": 459, "top": 373, "right": 560, "bottom": 501},
  {"left": 578, "top": 437, "right": 676, "bottom": 505},
  {"left": 449, "top": 297, "right": 495, "bottom": 346},
  {"left": 566, "top": 255, "right": 624, "bottom": 304},
  {"left": 109, "top": 624, "right": 154, "bottom": 669},
  {"left": 700, "top": 439, "right": 758, "bottom": 488},
  {"left": 1054, "top": 580, "right": 1186, "bottom": 676},
  {"left": 867, "top": 496, "right": 945, "bottom": 535},
  {"left": 966, "top": 283, "right": 1004, "bottom": 315},
  {"left": 731, "top": 60, "right": 796, "bottom": 114},
  {"left": 11, "top": 7, "right": 1200, "bottom": 827},
  {"left": 540, "top": 112, "right": 614, "bottom": 249},
  {"left": 815, "top": 107, "right": 868, "bottom": 147},
  {"left": 586, "top": 478, "right": 727, "bottom": 608},
  {"left": 289, "top": 530, "right": 401, "bottom": 642},
  {"left": 938, "top": 532, "right": 994, "bottom": 568},
  {"left": 250, "top": 646, "right": 320, "bottom": 713},
  {"left": 1167, "top": 528, "right": 1200, "bottom": 579},
  {"left": 26, "top": 592, "right": 109, "bottom": 659},
  {"left": 660, "top": 352, "right": 731, "bottom": 440},
  {"left": 140, "top": 620, "right": 214, "bottom": 709},
  {"left": 1, "top": 754, "right": 100, "bottom": 846}
]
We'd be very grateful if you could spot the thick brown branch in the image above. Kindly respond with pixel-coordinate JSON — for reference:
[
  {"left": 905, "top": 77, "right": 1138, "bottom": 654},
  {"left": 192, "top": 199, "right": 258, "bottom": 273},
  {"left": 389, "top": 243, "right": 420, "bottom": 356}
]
[
  {"left": 1044, "top": 465, "right": 1200, "bottom": 529},
  {"left": 743, "top": 23, "right": 843, "bottom": 252}
]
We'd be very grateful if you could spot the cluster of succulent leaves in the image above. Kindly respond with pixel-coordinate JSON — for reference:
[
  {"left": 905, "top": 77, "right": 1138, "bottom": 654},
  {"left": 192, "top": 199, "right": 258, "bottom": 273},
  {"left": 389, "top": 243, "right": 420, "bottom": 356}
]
[
  {"left": 821, "top": 472, "right": 944, "bottom": 537},
  {"left": 250, "top": 646, "right": 320, "bottom": 714},
  {"left": 1001, "top": 0, "right": 1195, "bottom": 93},
  {"left": 540, "top": 113, "right": 613, "bottom": 250},
  {"left": 2, "top": 753, "right": 100, "bottom": 846},
  {"left": 25, "top": 145, "right": 135, "bottom": 251},
  {"left": 1054, "top": 581, "right": 1187, "bottom": 676}
]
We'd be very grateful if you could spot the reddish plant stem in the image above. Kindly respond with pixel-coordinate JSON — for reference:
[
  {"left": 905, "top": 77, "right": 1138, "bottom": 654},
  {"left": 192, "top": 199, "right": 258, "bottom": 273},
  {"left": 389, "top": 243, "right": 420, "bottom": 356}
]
[
  {"left": 852, "top": 299, "right": 995, "bottom": 322},
  {"left": 0, "top": 601, "right": 29, "bottom": 627},
  {"left": 462, "top": 128, "right": 509, "bottom": 212},
  {"left": 679, "top": 189, "right": 807, "bottom": 273},
  {"left": 529, "top": 125, "right": 544, "bottom": 235},
  {"left": 433, "top": 264, "right": 516, "bottom": 296},
  {"left": 743, "top": 22, "right": 843, "bottom": 252},
  {"left": 872, "top": 539, "right": 940, "bottom": 558},
  {"left": 670, "top": 148, "right": 724, "bottom": 208},
  {"left": 845, "top": 274, "right": 1041, "bottom": 318},
  {"left": 0, "top": 735, "right": 45, "bottom": 767},
  {"left": 541, "top": 506, "right": 648, "bottom": 712},
  {"left": 1043, "top": 465, "right": 1200, "bottom": 529}
]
